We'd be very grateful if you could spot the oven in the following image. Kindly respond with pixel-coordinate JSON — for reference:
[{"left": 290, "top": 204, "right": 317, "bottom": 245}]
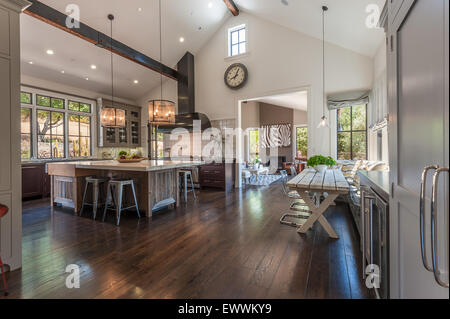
[{"left": 361, "top": 186, "right": 389, "bottom": 299}]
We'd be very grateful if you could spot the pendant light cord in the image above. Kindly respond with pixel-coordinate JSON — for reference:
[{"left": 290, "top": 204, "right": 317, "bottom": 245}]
[
  {"left": 322, "top": 6, "right": 325, "bottom": 118},
  {"left": 159, "top": 0, "right": 163, "bottom": 101},
  {"left": 109, "top": 15, "right": 114, "bottom": 107}
]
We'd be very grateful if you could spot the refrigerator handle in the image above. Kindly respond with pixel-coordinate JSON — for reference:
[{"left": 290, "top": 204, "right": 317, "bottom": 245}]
[
  {"left": 362, "top": 189, "right": 366, "bottom": 279},
  {"left": 420, "top": 165, "right": 439, "bottom": 272},
  {"left": 430, "top": 168, "right": 449, "bottom": 288},
  {"left": 361, "top": 188, "right": 375, "bottom": 280}
]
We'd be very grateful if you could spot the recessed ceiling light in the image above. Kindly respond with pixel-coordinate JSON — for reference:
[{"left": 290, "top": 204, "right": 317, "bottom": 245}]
[
  {"left": 46, "top": 49, "right": 54, "bottom": 55},
  {"left": 179, "top": 37, "right": 185, "bottom": 43},
  {"left": 208, "top": 2, "right": 213, "bottom": 8},
  {"left": 138, "top": 7, "right": 143, "bottom": 12},
  {"left": 85, "top": 77, "right": 89, "bottom": 81},
  {"left": 134, "top": 80, "right": 139, "bottom": 84},
  {"left": 28, "top": 61, "right": 34, "bottom": 64},
  {"left": 61, "top": 70, "right": 65, "bottom": 74},
  {"left": 91, "top": 64, "right": 97, "bottom": 70}
]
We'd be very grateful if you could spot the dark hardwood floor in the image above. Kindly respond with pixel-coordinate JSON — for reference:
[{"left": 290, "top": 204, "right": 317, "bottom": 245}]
[{"left": 3, "top": 182, "right": 371, "bottom": 299}]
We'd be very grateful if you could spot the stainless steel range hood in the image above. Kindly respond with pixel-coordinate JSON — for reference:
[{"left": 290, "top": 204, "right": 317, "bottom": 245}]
[
  {"left": 149, "top": 52, "right": 211, "bottom": 158},
  {"left": 154, "top": 52, "right": 211, "bottom": 132},
  {"left": 156, "top": 112, "right": 211, "bottom": 132}
]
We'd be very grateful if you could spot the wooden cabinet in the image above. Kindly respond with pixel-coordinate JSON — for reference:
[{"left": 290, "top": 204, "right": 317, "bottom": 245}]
[
  {"left": 22, "top": 163, "right": 50, "bottom": 199},
  {"left": 97, "top": 98, "right": 142, "bottom": 148},
  {"left": 199, "top": 162, "right": 235, "bottom": 192}
]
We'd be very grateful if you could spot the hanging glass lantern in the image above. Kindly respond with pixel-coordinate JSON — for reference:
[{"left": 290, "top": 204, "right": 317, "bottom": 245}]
[
  {"left": 148, "top": 100, "right": 176, "bottom": 124},
  {"left": 100, "top": 107, "right": 126, "bottom": 128}
]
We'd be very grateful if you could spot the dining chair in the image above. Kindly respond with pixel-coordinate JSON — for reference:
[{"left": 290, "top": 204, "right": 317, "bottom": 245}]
[{"left": 279, "top": 170, "right": 311, "bottom": 227}]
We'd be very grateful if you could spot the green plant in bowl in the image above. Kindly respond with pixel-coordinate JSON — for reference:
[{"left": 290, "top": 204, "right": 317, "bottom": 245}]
[
  {"left": 118, "top": 151, "right": 129, "bottom": 160},
  {"left": 307, "top": 155, "right": 336, "bottom": 173}
]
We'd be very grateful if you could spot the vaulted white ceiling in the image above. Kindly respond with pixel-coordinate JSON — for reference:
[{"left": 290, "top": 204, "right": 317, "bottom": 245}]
[
  {"left": 21, "top": 0, "right": 230, "bottom": 101},
  {"left": 20, "top": 0, "right": 386, "bottom": 102},
  {"left": 235, "top": 0, "right": 386, "bottom": 57}
]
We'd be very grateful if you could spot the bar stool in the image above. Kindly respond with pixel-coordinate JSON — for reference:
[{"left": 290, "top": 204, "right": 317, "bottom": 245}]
[
  {"left": 103, "top": 179, "right": 140, "bottom": 226},
  {"left": 80, "top": 177, "right": 108, "bottom": 220},
  {"left": 179, "top": 169, "right": 196, "bottom": 201},
  {"left": 0, "top": 204, "right": 9, "bottom": 296}
]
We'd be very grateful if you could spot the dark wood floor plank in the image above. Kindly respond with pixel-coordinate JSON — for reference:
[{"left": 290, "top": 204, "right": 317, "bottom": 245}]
[{"left": 3, "top": 185, "right": 371, "bottom": 299}]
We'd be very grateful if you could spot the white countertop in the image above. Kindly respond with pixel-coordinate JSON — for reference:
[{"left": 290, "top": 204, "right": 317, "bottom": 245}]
[{"left": 49, "top": 160, "right": 204, "bottom": 172}]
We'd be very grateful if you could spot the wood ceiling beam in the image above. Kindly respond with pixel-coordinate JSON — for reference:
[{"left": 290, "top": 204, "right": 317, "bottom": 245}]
[
  {"left": 223, "top": 0, "right": 239, "bottom": 16},
  {"left": 23, "top": 0, "right": 179, "bottom": 81}
]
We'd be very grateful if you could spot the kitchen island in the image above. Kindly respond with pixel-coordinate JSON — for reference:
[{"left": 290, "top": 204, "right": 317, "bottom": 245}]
[{"left": 47, "top": 160, "right": 203, "bottom": 217}]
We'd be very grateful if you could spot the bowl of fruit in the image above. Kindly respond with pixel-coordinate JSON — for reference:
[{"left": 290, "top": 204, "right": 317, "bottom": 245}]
[{"left": 116, "top": 151, "right": 147, "bottom": 163}]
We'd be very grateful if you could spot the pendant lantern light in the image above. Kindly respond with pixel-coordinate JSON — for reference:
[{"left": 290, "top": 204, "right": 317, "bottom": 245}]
[
  {"left": 100, "top": 14, "right": 126, "bottom": 128},
  {"left": 148, "top": 0, "right": 176, "bottom": 124},
  {"left": 317, "top": 6, "right": 329, "bottom": 129}
]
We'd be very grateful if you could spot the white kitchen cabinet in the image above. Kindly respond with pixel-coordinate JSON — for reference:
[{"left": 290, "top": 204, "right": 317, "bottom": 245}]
[
  {"left": 388, "top": 0, "right": 449, "bottom": 298},
  {"left": 0, "top": 0, "right": 31, "bottom": 271}
]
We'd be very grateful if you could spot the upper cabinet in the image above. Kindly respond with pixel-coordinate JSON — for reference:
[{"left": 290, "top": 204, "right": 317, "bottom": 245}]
[{"left": 97, "top": 98, "right": 142, "bottom": 148}]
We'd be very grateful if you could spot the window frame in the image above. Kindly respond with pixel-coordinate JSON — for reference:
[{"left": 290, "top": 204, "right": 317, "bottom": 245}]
[
  {"left": 36, "top": 109, "right": 66, "bottom": 159},
  {"left": 228, "top": 24, "right": 246, "bottom": 57},
  {"left": 336, "top": 104, "right": 368, "bottom": 160},
  {"left": 20, "top": 106, "right": 33, "bottom": 160},
  {"left": 20, "top": 87, "right": 95, "bottom": 161},
  {"left": 20, "top": 91, "right": 33, "bottom": 105}
]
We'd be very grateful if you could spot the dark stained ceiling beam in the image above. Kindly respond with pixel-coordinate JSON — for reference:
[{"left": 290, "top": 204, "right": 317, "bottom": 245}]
[
  {"left": 223, "top": 0, "right": 239, "bottom": 16},
  {"left": 24, "top": 0, "right": 179, "bottom": 81}
]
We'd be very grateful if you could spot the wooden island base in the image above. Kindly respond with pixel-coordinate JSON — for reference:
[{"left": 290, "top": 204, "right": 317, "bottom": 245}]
[{"left": 47, "top": 160, "right": 202, "bottom": 217}]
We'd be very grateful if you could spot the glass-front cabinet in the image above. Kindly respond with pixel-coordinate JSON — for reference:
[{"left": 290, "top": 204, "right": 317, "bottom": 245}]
[{"left": 97, "top": 98, "right": 141, "bottom": 148}]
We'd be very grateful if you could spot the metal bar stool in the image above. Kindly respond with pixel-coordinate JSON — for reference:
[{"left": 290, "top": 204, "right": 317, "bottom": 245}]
[
  {"left": 103, "top": 179, "right": 140, "bottom": 226},
  {"left": 179, "top": 169, "right": 196, "bottom": 201},
  {"left": 0, "top": 204, "right": 9, "bottom": 296},
  {"left": 279, "top": 170, "right": 312, "bottom": 228},
  {"left": 80, "top": 177, "right": 108, "bottom": 220}
]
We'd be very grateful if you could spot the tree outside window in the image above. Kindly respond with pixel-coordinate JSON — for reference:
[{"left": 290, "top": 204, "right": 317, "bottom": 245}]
[
  {"left": 296, "top": 126, "right": 308, "bottom": 158},
  {"left": 37, "top": 110, "right": 65, "bottom": 159},
  {"left": 337, "top": 104, "right": 367, "bottom": 160},
  {"left": 248, "top": 128, "right": 259, "bottom": 163}
]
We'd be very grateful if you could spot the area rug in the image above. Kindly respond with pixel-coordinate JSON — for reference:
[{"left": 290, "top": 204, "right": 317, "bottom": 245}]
[{"left": 246, "top": 174, "right": 282, "bottom": 186}]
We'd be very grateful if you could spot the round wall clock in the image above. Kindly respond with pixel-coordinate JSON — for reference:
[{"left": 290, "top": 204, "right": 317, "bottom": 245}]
[{"left": 224, "top": 63, "right": 248, "bottom": 90}]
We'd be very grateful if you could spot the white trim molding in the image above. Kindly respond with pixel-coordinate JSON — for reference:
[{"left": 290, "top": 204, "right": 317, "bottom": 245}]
[{"left": 0, "top": 0, "right": 31, "bottom": 13}]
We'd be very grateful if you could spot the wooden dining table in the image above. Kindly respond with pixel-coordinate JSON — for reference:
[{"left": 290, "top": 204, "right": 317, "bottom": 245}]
[{"left": 286, "top": 168, "right": 350, "bottom": 239}]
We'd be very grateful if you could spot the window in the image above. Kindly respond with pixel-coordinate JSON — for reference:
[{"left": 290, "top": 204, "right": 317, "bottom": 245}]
[
  {"left": 337, "top": 104, "right": 367, "bottom": 160},
  {"left": 21, "top": 108, "right": 32, "bottom": 159},
  {"left": 150, "top": 126, "right": 164, "bottom": 159},
  {"left": 20, "top": 89, "right": 94, "bottom": 160},
  {"left": 36, "top": 95, "right": 64, "bottom": 109},
  {"left": 21, "top": 92, "right": 32, "bottom": 104},
  {"left": 296, "top": 126, "right": 308, "bottom": 158},
  {"left": 69, "top": 115, "right": 91, "bottom": 157},
  {"left": 37, "top": 110, "right": 65, "bottom": 159},
  {"left": 248, "top": 128, "right": 259, "bottom": 162},
  {"left": 69, "top": 100, "right": 91, "bottom": 113},
  {"left": 228, "top": 24, "right": 246, "bottom": 57}
]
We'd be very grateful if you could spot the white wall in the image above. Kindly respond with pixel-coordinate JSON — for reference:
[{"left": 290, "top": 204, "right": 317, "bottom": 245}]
[
  {"left": 195, "top": 12, "right": 374, "bottom": 157},
  {"left": 373, "top": 40, "right": 387, "bottom": 80},
  {"left": 294, "top": 109, "right": 308, "bottom": 125},
  {"left": 21, "top": 74, "right": 137, "bottom": 105},
  {"left": 241, "top": 101, "right": 260, "bottom": 129}
]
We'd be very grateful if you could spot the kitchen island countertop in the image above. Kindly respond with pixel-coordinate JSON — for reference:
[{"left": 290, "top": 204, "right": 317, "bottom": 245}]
[{"left": 48, "top": 160, "right": 204, "bottom": 172}]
